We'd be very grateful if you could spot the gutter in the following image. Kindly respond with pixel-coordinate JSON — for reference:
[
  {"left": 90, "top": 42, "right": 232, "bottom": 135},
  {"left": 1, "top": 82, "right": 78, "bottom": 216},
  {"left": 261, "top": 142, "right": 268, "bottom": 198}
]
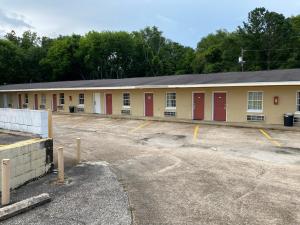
[{"left": 0, "top": 81, "right": 300, "bottom": 92}]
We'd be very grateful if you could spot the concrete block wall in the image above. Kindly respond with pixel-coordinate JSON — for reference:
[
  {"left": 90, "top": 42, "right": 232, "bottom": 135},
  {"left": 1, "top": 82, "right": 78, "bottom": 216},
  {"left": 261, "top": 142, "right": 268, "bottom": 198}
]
[
  {"left": 0, "top": 108, "right": 48, "bottom": 138},
  {"left": 0, "top": 138, "right": 53, "bottom": 190}
]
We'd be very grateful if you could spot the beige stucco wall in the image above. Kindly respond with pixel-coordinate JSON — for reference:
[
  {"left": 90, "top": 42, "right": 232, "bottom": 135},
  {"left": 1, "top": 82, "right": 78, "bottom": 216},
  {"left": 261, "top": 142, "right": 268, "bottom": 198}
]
[{"left": 1, "top": 85, "right": 299, "bottom": 125}]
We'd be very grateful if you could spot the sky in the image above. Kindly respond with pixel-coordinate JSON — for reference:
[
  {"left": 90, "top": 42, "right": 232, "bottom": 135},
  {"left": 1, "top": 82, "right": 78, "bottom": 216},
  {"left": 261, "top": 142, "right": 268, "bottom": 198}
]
[{"left": 0, "top": 0, "right": 300, "bottom": 48}]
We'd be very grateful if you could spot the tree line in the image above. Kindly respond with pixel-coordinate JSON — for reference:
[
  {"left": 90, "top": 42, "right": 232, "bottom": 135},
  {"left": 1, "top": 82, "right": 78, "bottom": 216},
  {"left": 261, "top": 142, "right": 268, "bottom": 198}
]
[{"left": 0, "top": 7, "right": 299, "bottom": 85}]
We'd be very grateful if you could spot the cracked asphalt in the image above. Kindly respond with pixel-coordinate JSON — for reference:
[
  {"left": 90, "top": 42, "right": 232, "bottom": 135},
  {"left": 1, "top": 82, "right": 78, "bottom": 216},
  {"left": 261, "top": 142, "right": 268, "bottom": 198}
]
[
  {"left": 3, "top": 162, "right": 131, "bottom": 225},
  {"left": 15, "top": 114, "right": 300, "bottom": 225}
]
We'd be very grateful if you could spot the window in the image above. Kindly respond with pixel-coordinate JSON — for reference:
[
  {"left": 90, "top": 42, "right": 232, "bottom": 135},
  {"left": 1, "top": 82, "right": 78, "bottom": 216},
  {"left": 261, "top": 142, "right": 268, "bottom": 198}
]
[
  {"left": 79, "top": 93, "right": 84, "bottom": 105},
  {"left": 24, "top": 93, "right": 29, "bottom": 104},
  {"left": 297, "top": 92, "right": 300, "bottom": 111},
  {"left": 166, "top": 93, "right": 176, "bottom": 109},
  {"left": 248, "top": 92, "right": 263, "bottom": 112},
  {"left": 59, "top": 93, "right": 65, "bottom": 105},
  {"left": 123, "top": 93, "right": 130, "bottom": 108},
  {"left": 41, "top": 94, "right": 46, "bottom": 105}
]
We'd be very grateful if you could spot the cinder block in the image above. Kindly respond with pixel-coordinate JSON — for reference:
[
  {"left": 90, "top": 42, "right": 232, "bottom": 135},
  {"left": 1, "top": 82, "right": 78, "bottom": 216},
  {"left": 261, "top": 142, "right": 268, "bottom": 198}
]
[
  {"left": 36, "top": 166, "right": 46, "bottom": 177},
  {"left": 23, "top": 163, "right": 31, "bottom": 173},
  {"left": 23, "top": 154, "right": 31, "bottom": 164},
  {"left": 30, "top": 170, "right": 36, "bottom": 180},
  {"left": 21, "top": 145, "right": 30, "bottom": 155},
  {"left": 31, "top": 150, "right": 40, "bottom": 160},
  {"left": 16, "top": 165, "right": 24, "bottom": 176}
]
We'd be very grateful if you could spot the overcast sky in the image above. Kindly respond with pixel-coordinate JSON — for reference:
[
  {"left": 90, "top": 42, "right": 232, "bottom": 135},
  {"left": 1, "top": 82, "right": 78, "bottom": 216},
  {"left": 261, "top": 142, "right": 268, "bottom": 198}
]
[{"left": 0, "top": 0, "right": 300, "bottom": 48}]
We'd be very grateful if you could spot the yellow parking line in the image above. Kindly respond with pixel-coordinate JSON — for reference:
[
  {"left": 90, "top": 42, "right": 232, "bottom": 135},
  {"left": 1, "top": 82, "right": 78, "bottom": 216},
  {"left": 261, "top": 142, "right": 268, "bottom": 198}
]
[
  {"left": 130, "top": 121, "right": 152, "bottom": 133},
  {"left": 259, "top": 129, "right": 281, "bottom": 147},
  {"left": 193, "top": 125, "right": 199, "bottom": 142}
]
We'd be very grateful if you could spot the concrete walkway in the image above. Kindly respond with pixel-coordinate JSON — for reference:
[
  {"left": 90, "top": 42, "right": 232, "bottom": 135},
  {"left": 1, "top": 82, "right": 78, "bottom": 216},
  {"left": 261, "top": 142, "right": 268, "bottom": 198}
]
[
  {"left": 2, "top": 162, "right": 131, "bottom": 225},
  {"left": 56, "top": 112, "right": 300, "bottom": 131}
]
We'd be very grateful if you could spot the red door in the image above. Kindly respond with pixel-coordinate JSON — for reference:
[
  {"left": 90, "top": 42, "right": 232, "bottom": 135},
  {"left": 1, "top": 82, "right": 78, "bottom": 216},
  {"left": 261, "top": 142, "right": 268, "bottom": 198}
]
[
  {"left": 18, "top": 94, "right": 22, "bottom": 109},
  {"left": 34, "top": 94, "right": 38, "bottom": 110},
  {"left": 52, "top": 94, "right": 57, "bottom": 112},
  {"left": 145, "top": 93, "right": 153, "bottom": 117},
  {"left": 193, "top": 93, "right": 205, "bottom": 120},
  {"left": 213, "top": 93, "right": 226, "bottom": 121},
  {"left": 106, "top": 94, "right": 112, "bottom": 115}
]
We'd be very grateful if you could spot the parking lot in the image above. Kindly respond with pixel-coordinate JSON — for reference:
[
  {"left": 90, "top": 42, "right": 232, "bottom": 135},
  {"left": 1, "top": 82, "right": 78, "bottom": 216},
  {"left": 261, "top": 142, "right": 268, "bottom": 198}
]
[{"left": 53, "top": 114, "right": 300, "bottom": 225}]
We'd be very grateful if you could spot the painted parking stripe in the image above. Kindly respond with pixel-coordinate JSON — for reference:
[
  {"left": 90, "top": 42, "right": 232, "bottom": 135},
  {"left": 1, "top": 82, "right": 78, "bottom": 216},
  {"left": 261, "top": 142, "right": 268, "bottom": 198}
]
[
  {"left": 259, "top": 129, "right": 281, "bottom": 147},
  {"left": 193, "top": 125, "right": 199, "bottom": 142},
  {"left": 129, "top": 121, "right": 152, "bottom": 133}
]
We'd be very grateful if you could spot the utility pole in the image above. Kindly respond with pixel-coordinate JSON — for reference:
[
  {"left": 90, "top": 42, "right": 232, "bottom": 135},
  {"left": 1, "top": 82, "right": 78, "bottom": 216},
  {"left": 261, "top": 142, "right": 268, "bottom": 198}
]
[{"left": 239, "top": 48, "right": 246, "bottom": 72}]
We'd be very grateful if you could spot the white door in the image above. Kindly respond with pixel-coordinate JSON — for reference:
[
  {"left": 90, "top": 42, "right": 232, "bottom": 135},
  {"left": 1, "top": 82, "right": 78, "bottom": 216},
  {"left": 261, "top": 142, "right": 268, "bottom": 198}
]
[
  {"left": 3, "top": 94, "right": 8, "bottom": 108},
  {"left": 94, "top": 93, "right": 101, "bottom": 114}
]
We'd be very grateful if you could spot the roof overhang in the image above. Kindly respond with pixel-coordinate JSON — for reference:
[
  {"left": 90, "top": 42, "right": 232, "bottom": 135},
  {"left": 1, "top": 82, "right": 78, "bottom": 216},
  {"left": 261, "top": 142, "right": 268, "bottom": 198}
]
[{"left": 0, "top": 81, "right": 300, "bottom": 92}]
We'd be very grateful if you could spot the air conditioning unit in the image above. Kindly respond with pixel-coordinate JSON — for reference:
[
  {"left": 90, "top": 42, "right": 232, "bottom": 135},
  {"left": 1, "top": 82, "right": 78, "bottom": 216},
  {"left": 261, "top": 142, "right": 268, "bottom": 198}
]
[
  {"left": 40, "top": 105, "right": 46, "bottom": 109},
  {"left": 22, "top": 104, "right": 28, "bottom": 109},
  {"left": 121, "top": 109, "right": 131, "bottom": 115},
  {"left": 247, "top": 115, "right": 265, "bottom": 122},
  {"left": 294, "top": 112, "right": 300, "bottom": 126},
  {"left": 164, "top": 111, "right": 176, "bottom": 117},
  {"left": 8, "top": 103, "right": 13, "bottom": 108},
  {"left": 77, "top": 106, "right": 84, "bottom": 113},
  {"left": 57, "top": 105, "right": 64, "bottom": 111}
]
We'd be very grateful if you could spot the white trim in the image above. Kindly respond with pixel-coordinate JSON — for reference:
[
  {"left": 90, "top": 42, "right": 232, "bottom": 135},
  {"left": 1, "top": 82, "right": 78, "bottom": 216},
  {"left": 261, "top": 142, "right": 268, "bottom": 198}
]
[
  {"left": 2, "top": 81, "right": 300, "bottom": 93},
  {"left": 296, "top": 91, "right": 300, "bottom": 112},
  {"left": 212, "top": 91, "right": 227, "bottom": 122},
  {"left": 247, "top": 91, "right": 264, "bottom": 113},
  {"left": 122, "top": 92, "right": 131, "bottom": 108},
  {"left": 78, "top": 93, "right": 85, "bottom": 105},
  {"left": 59, "top": 93, "right": 65, "bottom": 105},
  {"left": 192, "top": 91, "right": 205, "bottom": 120},
  {"left": 165, "top": 92, "right": 176, "bottom": 110},
  {"left": 104, "top": 93, "right": 107, "bottom": 114},
  {"left": 247, "top": 109, "right": 263, "bottom": 113}
]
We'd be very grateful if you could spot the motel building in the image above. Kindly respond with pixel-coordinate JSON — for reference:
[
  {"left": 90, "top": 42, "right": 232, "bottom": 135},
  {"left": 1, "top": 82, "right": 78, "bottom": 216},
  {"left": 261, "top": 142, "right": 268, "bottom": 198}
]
[{"left": 0, "top": 69, "right": 300, "bottom": 126}]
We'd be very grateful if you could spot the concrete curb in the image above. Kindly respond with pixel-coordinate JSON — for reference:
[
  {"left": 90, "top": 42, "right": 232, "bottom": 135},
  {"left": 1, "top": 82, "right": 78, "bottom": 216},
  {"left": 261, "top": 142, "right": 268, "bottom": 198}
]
[
  {"left": 0, "top": 193, "right": 51, "bottom": 221},
  {"left": 55, "top": 112, "right": 300, "bottom": 131}
]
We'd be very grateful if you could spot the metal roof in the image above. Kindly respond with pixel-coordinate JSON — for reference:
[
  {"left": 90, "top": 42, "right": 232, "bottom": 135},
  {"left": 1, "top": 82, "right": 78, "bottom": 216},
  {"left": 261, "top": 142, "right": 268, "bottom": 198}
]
[{"left": 1, "top": 69, "right": 300, "bottom": 92}]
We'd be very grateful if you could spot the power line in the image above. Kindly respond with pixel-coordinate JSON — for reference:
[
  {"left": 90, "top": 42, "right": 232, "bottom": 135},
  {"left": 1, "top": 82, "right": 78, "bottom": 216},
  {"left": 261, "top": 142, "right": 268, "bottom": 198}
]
[{"left": 243, "top": 47, "right": 300, "bottom": 52}]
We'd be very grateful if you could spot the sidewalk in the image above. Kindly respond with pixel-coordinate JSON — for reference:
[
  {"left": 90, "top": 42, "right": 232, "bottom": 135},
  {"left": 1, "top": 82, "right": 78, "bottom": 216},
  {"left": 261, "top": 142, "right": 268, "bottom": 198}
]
[{"left": 56, "top": 112, "right": 300, "bottom": 132}]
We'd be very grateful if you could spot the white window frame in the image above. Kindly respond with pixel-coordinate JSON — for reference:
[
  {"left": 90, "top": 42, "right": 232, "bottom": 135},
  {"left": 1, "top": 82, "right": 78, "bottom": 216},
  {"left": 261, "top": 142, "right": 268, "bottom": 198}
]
[
  {"left": 247, "top": 91, "right": 263, "bottom": 113},
  {"left": 24, "top": 93, "right": 29, "bottom": 104},
  {"left": 59, "top": 93, "right": 65, "bottom": 105},
  {"left": 79, "top": 93, "right": 84, "bottom": 105},
  {"left": 165, "top": 92, "right": 176, "bottom": 110},
  {"left": 122, "top": 93, "right": 131, "bottom": 109},
  {"left": 297, "top": 91, "right": 300, "bottom": 112},
  {"left": 41, "top": 94, "right": 46, "bottom": 106}
]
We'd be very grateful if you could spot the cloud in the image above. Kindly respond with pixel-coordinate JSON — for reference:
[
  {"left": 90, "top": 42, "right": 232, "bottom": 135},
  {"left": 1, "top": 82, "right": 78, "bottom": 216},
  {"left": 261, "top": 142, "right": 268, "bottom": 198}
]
[
  {"left": 156, "top": 14, "right": 177, "bottom": 25},
  {"left": 0, "top": 9, "right": 33, "bottom": 29}
]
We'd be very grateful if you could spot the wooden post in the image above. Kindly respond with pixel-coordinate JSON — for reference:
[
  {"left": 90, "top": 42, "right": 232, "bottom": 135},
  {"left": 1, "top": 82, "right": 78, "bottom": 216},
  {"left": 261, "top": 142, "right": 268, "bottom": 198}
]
[
  {"left": 2, "top": 159, "right": 11, "bottom": 206},
  {"left": 48, "top": 110, "right": 53, "bottom": 139},
  {"left": 76, "top": 138, "right": 81, "bottom": 164},
  {"left": 57, "top": 147, "right": 64, "bottom": 183}
]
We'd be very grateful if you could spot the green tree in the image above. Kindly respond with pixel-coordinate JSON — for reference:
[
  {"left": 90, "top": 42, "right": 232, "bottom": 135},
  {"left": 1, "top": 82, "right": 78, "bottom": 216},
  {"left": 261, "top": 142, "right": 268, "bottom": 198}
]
[
  {"left": 0, "top": 39, "right": 23, "bottom": 84},
  {"left": 238, "top": 7, "right": 294, "bottom": 70},
  {"left": 40, "top": 35, "right": 82, "bottom": 81}
]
